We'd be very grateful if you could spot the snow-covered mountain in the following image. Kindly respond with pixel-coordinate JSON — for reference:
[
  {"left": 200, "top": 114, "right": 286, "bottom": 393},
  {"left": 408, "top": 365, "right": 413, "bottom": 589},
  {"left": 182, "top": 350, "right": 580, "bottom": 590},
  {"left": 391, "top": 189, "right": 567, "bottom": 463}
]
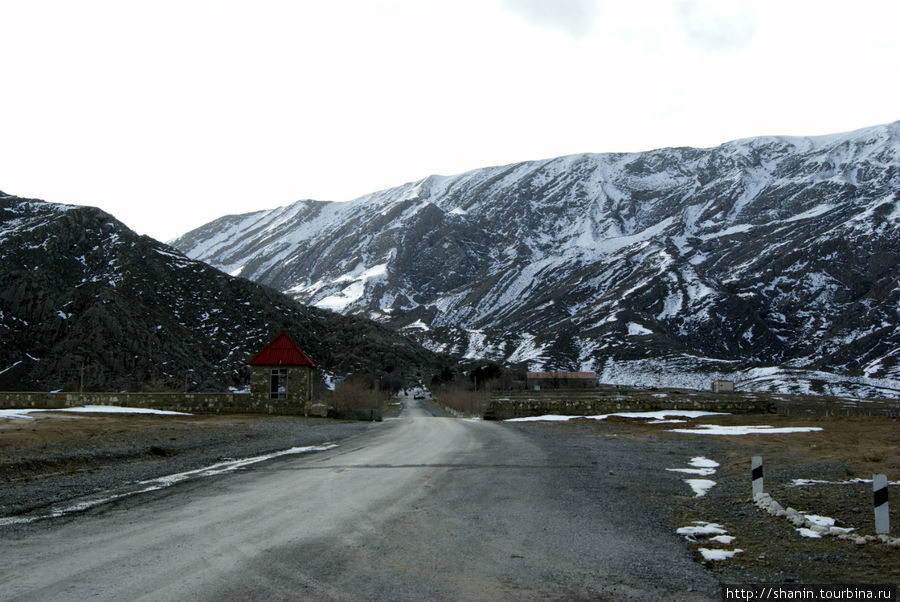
[{"left": 172, "top": 122, "right": 900, "bottom": 397}]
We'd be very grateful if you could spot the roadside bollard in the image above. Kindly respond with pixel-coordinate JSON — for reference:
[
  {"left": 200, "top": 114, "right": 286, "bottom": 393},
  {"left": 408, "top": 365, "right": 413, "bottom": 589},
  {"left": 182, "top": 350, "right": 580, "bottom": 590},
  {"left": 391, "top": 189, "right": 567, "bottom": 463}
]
[
  {"left": 874, "top": 474, "right": 890, "bottom": 535},
  {"left": 752, "top": 456, "right": 764, "bottom": 499}
]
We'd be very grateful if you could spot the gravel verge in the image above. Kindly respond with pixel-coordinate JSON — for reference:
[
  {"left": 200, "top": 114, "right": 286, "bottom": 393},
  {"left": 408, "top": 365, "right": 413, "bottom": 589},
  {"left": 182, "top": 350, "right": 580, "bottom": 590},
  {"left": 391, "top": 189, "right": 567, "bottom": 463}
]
[{"left": 0, "top": 412, "right": 376, "bottom": 518}]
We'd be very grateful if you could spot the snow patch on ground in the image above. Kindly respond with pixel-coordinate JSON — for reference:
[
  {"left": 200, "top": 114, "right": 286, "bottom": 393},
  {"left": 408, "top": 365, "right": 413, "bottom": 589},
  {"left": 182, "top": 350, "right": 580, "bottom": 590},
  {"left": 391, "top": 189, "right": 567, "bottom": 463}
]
[
  {"left": 0, "top": 405, "right": 191, "bottom": 419},
  {"left": 698, "top": 548, "right": 743, "bottom": 561},
  {"left": 506, "top": 332, "right": 547, "bottom": 365},
  {"left": 0, "top": 443, "right": 338, "bottom": 526},
  {"left": 505, "top": 410, "right": 727, "bottom": 423},
  {"left": 668, "top": 457, "right": 720, "bottom": 497},
  {"left": 685, "top": 479, "right": 717, "bottom": 497},
  {"left": 669, "top": 424, "right": 823, "bottom": 435},
  {"left": 627, "top": 322, "right": 653, "bottom": 336},
  {"left": 400, "top": 320, "right": 431, "bottom": 332},
  {"left": 676, "top": 522, "right": 727, "bottom": 538},
  {"left": 314, "top": 263, "right": 389, "bottom": 312},
  {"left": 676, "top": 520, "right": 742, "bottom": 561},
  {"left": 0, "top": 360, "right": 23, "bottom": 376},
  {"left": 0, "top": 408, "right": 36, "bottom": 420}
]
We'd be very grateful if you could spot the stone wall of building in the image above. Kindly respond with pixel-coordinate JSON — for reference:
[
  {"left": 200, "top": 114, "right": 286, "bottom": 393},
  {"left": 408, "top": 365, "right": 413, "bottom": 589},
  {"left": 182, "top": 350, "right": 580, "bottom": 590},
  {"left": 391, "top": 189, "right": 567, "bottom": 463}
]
[{"left": 249, "top": 365, "right": 314, "bottom": 405}]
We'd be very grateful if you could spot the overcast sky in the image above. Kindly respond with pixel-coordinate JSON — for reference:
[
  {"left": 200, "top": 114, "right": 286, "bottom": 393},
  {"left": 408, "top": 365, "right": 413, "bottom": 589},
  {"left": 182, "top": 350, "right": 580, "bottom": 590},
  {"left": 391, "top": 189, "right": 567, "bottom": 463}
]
[{"left": 1, "top": 0, "right": 897, "bottom": 241}]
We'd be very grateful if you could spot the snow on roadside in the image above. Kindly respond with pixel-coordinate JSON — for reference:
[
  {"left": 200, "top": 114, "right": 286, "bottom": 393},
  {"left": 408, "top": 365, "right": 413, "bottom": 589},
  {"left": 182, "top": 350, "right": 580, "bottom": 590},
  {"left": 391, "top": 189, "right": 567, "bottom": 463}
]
[
  {"left": 668, "top": 424, "right": 823, "bottom": 435},
  {"left": 138, "top": 444, "right": 338, "bottom": 487},
  {"left": 673, "top": 461, "right": 744, "bottom": 560},
  {"left": 698, "top": 548, "right": 743, "bottom": 561},
  {"left": 53, "top": 405, "right": 190, "bottom": 415},
  {"left": 676, "top": 521, "right": 727, "bottom": 539},
  {"left": 0, "top": 409, "right": 35, "bottom": 420},
  {"left": 676, "top": 521, "right": 743, "bottom": 561},
  {"left": 0, "top": 443, "right": 338, "bottom": 527},
  {"left": 0, "top": 405, "right": 191, "bottom": 419},
  {"left": 685, "top": 479, "right": 717, "bottom": 497},
  {"left": 791, "top": 477, "right": 900, "bottom": 486},
  {"left": 505, "top": 410, "right": 727, "bottom": 423},
  {"left": 668, "top": 457, "right": 720, "bottom": 497},
  {"left": 667, "top": 456, "right": 719, "bottom": 476}
]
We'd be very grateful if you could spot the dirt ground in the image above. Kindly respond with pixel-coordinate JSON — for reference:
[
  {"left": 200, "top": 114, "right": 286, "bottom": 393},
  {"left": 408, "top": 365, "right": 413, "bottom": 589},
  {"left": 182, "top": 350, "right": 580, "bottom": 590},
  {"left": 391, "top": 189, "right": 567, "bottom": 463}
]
[
  {"left": 1, "top": 412, "right": 267, "bottom": 457},
  {"left": 589, "top": 412, "right": 900, "bottom": 585},
  {"left": 1, "top": 413, "right": 279, "bottom": 481}
]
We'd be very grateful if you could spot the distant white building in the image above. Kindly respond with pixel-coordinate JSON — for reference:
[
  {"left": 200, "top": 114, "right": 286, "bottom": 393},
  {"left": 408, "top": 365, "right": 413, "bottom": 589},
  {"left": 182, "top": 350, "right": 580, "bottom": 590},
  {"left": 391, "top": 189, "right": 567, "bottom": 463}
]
[{"left": 711, "top": 380, "right": 735, "bottom": 393}]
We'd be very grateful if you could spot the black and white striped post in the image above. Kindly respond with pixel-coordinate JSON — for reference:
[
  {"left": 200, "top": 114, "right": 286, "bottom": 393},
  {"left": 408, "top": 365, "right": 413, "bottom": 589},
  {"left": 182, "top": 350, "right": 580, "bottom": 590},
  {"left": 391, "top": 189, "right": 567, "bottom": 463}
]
[
  {"left": 752, "top": 456, "right": 764, "bottom": 498},
  {"left": 874, "top": 474, "right": 889, "bottom": 535}
]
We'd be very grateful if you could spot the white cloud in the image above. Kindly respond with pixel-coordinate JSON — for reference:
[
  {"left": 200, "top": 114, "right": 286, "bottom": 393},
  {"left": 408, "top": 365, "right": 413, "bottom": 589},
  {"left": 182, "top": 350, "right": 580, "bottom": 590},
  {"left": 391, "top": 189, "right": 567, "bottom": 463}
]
[
  {"left": 674, "top": 0, "right": 756, "bottom": 53},
  {"left": 503, "top": 0, "right": 599, "bottom": 38}
]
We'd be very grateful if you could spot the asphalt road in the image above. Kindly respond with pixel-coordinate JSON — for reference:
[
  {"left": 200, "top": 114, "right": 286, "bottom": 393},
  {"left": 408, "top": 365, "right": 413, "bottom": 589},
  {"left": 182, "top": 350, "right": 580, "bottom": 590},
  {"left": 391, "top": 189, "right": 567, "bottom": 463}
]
[{"left": 1, "top": 398, "right": 720, "bottom": 601}]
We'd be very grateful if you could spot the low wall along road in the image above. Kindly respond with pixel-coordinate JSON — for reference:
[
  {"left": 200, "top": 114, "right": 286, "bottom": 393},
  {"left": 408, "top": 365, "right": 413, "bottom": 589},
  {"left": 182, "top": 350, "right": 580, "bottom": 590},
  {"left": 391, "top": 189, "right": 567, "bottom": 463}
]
[
  {"left": 485, "top": 389, "right": 777, "bottom": 420},
  {"left": 0, "top": 391, "right": 305, "bottom": 415}
]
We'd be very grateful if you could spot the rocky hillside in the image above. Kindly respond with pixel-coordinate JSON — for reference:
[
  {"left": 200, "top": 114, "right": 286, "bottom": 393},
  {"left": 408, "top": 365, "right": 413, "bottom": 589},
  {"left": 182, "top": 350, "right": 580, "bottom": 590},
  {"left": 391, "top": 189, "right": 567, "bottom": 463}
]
[
  {"left": 0, "top": 193, "right": 442, "bottom": 392},
  {"left": 172, "top": 122, "right": 900, "bottom": 398}
]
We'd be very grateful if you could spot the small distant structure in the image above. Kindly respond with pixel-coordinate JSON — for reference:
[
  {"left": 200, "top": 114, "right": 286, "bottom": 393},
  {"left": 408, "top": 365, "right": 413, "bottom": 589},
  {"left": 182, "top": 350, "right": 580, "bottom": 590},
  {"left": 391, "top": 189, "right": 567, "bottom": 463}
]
[
  {"left": 526, "top": 371, "right": 596, "bottom": 390},
  {"left": 247, "top": 332, "right": 317, "bottom": 405},
  {"left": 711, "top": 379, "right": 735, "bottom": 393}
]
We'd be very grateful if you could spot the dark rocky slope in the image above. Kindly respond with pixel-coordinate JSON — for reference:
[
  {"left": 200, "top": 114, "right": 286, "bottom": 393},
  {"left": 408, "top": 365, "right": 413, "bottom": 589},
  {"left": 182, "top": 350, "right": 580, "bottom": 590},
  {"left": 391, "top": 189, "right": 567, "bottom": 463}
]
[{"left": 0, "top": 193, "right": 442, "bottom": 392}]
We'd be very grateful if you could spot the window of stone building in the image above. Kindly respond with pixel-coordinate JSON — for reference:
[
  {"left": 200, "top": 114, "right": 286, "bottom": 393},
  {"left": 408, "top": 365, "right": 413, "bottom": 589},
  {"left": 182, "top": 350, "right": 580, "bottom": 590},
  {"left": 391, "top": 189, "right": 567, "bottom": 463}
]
[{"left": 270, "top": 368, "right": 288, "bottom": 400}]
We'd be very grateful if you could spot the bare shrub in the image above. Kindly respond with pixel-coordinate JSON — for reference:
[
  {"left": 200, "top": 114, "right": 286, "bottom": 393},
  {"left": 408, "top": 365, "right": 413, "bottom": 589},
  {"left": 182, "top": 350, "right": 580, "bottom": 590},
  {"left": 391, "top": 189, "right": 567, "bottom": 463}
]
[
  {"left": 326, "top": 377, "right": 390, "bottom": 410},
  {"left": 436, "top": 387, "right": 490, "bottom": 417}
]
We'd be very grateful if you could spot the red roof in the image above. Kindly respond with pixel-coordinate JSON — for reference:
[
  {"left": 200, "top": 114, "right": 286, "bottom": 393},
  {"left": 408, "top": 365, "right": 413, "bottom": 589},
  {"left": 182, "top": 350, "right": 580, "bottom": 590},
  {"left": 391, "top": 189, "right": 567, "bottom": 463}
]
[{"left": 246, "top": 332, "right": 317, "bottom": 367}]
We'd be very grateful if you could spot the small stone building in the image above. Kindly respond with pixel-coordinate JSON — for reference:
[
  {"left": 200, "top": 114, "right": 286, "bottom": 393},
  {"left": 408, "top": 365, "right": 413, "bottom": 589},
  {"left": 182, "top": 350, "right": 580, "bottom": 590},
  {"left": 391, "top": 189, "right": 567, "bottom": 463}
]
[
  {"left": 247, "top": 332, "right": 317, "bottom": 405},
  {"left": 526, "top": 371, "right": 597, "bottom": 390},
  {"left": 711, "top": 379, "right": 735, "bottom": 393}
]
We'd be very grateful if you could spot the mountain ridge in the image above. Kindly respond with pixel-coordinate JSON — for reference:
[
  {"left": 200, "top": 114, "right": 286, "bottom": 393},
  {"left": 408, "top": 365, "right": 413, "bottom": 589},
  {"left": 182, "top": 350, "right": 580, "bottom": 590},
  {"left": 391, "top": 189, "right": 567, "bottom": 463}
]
[{"left": 172, "top": 121, "right": 900, "bottom": 397}]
